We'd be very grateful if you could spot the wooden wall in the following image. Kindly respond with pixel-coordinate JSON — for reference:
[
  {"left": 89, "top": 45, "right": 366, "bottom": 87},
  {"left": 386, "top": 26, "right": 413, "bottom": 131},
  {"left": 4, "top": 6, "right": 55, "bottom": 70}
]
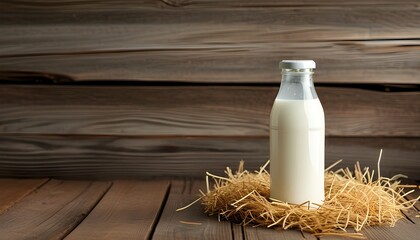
[{"left": 0, "top": 0, "right": 419, "bottom": 179}]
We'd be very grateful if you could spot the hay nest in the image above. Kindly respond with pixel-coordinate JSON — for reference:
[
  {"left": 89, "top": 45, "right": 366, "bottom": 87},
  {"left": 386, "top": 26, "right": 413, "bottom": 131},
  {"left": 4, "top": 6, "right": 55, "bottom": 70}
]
[{"left": 178, "top": 151, "right": 419, "bottom": 239}]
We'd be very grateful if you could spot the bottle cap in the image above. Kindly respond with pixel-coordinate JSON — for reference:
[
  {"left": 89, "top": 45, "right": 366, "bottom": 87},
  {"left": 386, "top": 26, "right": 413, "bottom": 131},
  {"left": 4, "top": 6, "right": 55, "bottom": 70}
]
[{"left": 279, "top": 60, "right": 316, "bottom": 69}]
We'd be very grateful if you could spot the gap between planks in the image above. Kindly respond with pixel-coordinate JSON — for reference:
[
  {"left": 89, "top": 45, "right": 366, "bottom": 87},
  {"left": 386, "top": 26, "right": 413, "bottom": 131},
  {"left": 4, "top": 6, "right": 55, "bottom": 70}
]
[
  {"left": 0, "top": 180, "right": 111, "bottom": 240},
  {"left": 61, "top": 181, "right": 114, "bottom": 239},
  {"left": 65, "top": 180, "right": 170, "bottom": 240}
]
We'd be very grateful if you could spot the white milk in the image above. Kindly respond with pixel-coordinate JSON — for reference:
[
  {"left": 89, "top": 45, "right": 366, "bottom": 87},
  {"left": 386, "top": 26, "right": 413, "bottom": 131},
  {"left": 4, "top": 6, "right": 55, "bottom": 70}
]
[{"left": 270, "top": 98, "right": 325, "bottom": 206}]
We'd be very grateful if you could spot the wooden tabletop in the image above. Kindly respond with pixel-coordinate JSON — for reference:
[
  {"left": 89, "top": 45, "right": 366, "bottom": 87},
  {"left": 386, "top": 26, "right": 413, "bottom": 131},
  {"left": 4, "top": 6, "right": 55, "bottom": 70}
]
[{"left": 0, "top": 178, "right": 418, "bottom": 240}]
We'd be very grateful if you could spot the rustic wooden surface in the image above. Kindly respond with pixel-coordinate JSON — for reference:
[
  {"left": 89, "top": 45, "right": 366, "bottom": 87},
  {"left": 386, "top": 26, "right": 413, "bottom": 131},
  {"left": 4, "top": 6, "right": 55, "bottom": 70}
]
[
  {"left": 243, "top": 225, "right": 317, "bottom": 240},
  {"left": 1, "top": 85, "right": 419, "bottom": 137},
  {"left": 0, "top": 1, "right": 418, "bottom": 186},
  {"left": 0, "top": 178, "right": 47, "bottom": 213},
  {"left": 0, "top": 180, "right": 111, "bottom": 240},
  {"left": 0, "top": 1, "right": 420, "bottom": 83},
  {"left": 1, "top": 84, "right": 418, "bottom": 180},
  {"left": 0, "top": 136, "right": 418, "bottom": 180},
  {"left": 360, "top": 218, "right": 419, "bottom": 240},
  {"left": 66, "top": 180, "right": 169, "bottom": 240},
  {"left": 153, "top": 180, "right": 236, "bottom": 240},
  {"left": 0, "top": 178, "right": 418, "bottom": 240}
]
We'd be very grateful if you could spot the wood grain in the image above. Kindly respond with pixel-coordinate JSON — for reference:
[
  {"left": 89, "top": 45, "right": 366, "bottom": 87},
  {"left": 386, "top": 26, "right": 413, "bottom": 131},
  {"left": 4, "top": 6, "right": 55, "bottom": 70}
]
[
  {"left": 0, "top": 86, "right": 419, "bottom": 137},
  {"left": 1, "top": 42, "right": 419, "bottom": 84},
  {"left": 2, "top": 6, "right": 419, "bottom": 51},
  {"left": 401, "top": 179, "right": 420, "bottom": 225},
  {"left": 1, "top": 0, "right": 419, "bottom": 10},
  {"left": 404, "top": 199, "right": 420, "bottom": 225},
  {"left": 66, "top": 180, "right": 169, "bottom": 240},
  {"left": 231, "top": 223, "right": 243, "bottom": 240},
  {"left": 0, "top": 179, "right": 110, "bottom": 240},
  {"left": 0, "top": 2, "right": 419, "bottom": 83},
  {"left": 0, "top": 135, "right": 418, "bottom": 180},
  {"left": 318, "top": 229, "right": 359, "bottom": 240},
  {"left": 152, "top": 180, "right": 234, "bottom": 239},
  {"left": 0, "top": 178, "right": 48, "bottom": 213},
  {"left": 243, "top": 225, "right": 316, "bottom": 240},
  {"left": 360, "top": 219, "right": 419, "bottom": 240}
]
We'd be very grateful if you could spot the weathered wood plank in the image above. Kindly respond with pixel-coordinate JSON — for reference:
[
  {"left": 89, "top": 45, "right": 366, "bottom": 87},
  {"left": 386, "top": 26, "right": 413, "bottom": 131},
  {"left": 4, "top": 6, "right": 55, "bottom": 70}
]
[
  {"left": 66, "top": 180, "right": 169, "bottom": 240},
  {"left": 1, "top": 86, "right": 419, "bottom": 137},
  {"left": 152, "top": 180, "right": 234, "bottom": 239},
  {"left": 1, "top": 0, "right": 418, "bottom": 10},
  {"left": 317, "top": 229, "right": 359, "bottom": 240},
  {"left": 231, "top": 223, "right": 243, "bottom": 240},
  {"left": 360, "top": 219, "right": 419, "bottom": 240},
  {"left": 243, "top": 225, "right": 316, "bottom": 240},
  {"left": 0, "top": 4, "right": 419, "bottom": 83},
  {"left": 0, "top": 180, "right": 110, "bottom": 240},
  {"left": 401, "top": 179, "right": 420, "bottom": 225},
  {"left": 408, "top": 185, "right": 420, "bottom": 210},
  {"left": 0, "top": 178, "right": 48, "bottom": 214},
  {"left": 404, "top": 204, "right": 420, "bottom": 226},
  {"left": 1, "top": 42, "right": 419, "bottom": 84},
  {"left": 2, "top": 7, "right": 419, "bottom": 50},
  {"left": 0, "top": 136, "right": 418, "bottom": 180}
]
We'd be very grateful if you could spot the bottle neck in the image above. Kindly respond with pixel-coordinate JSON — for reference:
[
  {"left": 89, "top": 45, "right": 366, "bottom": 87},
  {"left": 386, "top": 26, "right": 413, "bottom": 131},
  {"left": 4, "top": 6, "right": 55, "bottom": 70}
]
[{"left": 277, "top": 69, "right": 318, "bottom": 100}]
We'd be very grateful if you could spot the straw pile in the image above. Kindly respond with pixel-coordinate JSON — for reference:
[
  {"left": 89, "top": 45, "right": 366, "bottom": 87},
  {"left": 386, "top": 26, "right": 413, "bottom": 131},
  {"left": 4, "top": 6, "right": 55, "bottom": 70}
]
[{"left": 179, "top": 152, "right": 419, "bottom": 239}]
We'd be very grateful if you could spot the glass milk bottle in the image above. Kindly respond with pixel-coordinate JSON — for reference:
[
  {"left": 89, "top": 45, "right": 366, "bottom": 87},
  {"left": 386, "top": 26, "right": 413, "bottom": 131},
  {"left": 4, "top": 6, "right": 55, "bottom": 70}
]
[{"left": 270, "top": 60, "right": 325, "bottom": 206}]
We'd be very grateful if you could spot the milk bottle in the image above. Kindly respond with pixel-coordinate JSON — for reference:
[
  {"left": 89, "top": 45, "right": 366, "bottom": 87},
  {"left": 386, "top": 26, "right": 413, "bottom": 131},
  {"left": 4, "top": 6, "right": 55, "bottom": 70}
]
[{"left": 270, "top": 60, "right": 325, "bottom": 207}]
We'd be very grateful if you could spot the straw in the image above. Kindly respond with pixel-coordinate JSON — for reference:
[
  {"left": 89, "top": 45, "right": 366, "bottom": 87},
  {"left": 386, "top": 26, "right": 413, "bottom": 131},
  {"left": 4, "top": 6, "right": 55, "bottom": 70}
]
[{"left": 178, "top": 150, "right": 419, "bottom": 238}]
